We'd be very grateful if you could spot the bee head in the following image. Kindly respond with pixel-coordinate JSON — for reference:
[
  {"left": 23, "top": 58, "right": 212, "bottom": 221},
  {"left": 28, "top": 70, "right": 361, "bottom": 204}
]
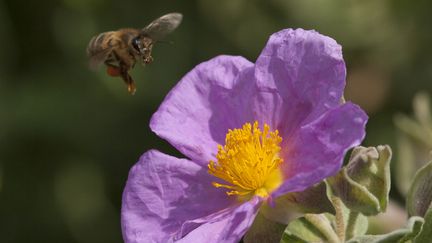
[
  {"left": 131, "top": 37, "right": 144, "bottom": 54},
  {"left": 132, "top": 36, "right": 153, "bottom": 54}
]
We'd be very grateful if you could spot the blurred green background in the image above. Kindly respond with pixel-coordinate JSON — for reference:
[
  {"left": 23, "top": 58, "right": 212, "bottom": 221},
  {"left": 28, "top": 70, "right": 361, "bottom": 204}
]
[{"left": 1, "top": 0, "right": 431, "bottom": 242}]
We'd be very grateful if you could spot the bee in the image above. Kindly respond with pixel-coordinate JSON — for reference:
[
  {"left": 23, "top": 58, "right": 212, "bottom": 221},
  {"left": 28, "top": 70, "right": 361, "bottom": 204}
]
[{"left": 87, "top": 13, "right": 183, "bottom": 95}]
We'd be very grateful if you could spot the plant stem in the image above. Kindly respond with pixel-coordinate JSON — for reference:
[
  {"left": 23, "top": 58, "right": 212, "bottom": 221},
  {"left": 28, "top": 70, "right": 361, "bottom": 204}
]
[
  {"left": 345, "top": 211, "right": 360, "bottom": 240},
  {"left": 331, "top": 196, "right": 346, "bottom": 242}
]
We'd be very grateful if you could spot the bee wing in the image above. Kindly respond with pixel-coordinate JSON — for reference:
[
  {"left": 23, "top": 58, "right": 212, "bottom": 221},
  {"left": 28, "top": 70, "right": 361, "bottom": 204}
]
[
  {"left": 87, "top": 49, "right": 112, "bottom": 70},
  {"left": 141, "top": 13, "right": 183, "bottom": 41},
  {"left": 86, "top": 33, "right": 113, "bottom": 70}
]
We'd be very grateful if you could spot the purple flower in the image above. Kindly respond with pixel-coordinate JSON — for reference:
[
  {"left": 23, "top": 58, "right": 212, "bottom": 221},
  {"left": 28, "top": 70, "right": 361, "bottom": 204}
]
[{"left": 121, "top": 29, "right": 368, "bottom": 243}]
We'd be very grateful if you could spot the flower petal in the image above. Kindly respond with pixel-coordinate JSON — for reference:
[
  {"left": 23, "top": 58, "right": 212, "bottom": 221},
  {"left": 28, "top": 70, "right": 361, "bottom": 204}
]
[
  {"left": 150, "top": 56, "right": 253, "bottom": 165},
  {"left": 254, "top": 28, "right": 347, "bottom": 136},
  {"left": 150, "top": 55, "right": 254, "bottom": 164},
  {"left": 151, "top": 29, "right": 348, "bottom": 165},
  {"left": 177, "top": 197, "right": 261, "bottom": 243},
  {"left": 121, "top": 150, "right": 234, "bottom": 243},
  {"left": 273, "top": 102, "right": 368, "bottom": 198}
]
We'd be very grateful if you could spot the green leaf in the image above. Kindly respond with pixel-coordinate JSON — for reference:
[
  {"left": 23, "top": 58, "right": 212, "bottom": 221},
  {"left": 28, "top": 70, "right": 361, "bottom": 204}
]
[
  {"left": 345, "top": 211, "right": 369, "bottom": 240},
  {"left": 243, "top": 212, "right": 286, "bottom": 243},
  {"left": 394, "top": 92, "right": 432, "bottom": 196},
  {"left": 280, "top": 203, "right": 368, "bottom": 243},
  {"left": 325, "top": 184, "right": 369, "bottom": 241},
  {"left": 413, "top": 92, "right": 432, "bottom": 128},
  {"left": 260, "top": 181, "right": 335, "bottom": 227},
  {"left": 280, "top": 213, "right": 341, "bottom": 243},
  {"left": 394, "top": 113, "right": 432, "bottom": 148},
  {"left": 263, "top": 181, "right": 334, "bottom": 217},
  {"left": 414, "top": 207, "right": 432, "bottom": 242},
  {"left": 394, "top": 133, "right": 418, "bottom": 196},
  {"left": 407, "top": 160, "right": 432, "bottom": 217},
  {"left": 280, "top": 145, "right": 392, "bottom": 243},
  {"left": 347, "top": 216, "right": 424, "bottom": 243},
  {"left": 326, "top": 145, "right": 392, "bottom": 215}
]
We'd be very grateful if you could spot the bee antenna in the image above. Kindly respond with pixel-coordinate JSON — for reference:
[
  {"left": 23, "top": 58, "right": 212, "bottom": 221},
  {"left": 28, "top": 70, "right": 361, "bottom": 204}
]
[{"left": 155, "top": 40, "right": 174, "bottom": 45}]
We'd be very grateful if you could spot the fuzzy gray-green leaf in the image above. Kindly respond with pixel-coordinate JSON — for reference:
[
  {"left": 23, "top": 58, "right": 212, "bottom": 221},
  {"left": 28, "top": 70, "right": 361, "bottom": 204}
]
[
  {"left": 280, "top": 214, "right": 340, "bottom": 243},
  {"left": 327, "top": 145, "right": 392, "bottom": 215},
  {"left": 347, "top": 216, "right": 423, "bottom": 243},
  {"left": 414, "top": 207, "right": 432, "bottom": 242},
  {"left": 244, "top": 212, "right": 286, "bottom": 243},
  {"left": 407, "top": 160, "right": 432, "bottom": 217},
  {"left": 394, "top": 92, "right": 432, "bottom": 196}
]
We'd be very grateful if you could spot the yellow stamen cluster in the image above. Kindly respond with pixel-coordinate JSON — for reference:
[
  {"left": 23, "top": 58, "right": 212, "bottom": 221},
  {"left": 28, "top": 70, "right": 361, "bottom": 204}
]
[{"left": 208, "top": 121, "right": 283, "bottom": 199}]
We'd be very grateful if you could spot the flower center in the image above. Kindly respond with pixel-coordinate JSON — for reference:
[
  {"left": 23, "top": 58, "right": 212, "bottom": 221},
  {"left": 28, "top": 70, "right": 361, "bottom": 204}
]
[{"left": 208, "top": 121, "right": 283, "bottom": 199}]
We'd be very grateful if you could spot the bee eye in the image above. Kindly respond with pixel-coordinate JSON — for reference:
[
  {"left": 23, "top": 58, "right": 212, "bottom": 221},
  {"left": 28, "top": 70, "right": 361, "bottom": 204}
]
[{"left": 132, "top": 38, "right": 141, "bottom": 52}]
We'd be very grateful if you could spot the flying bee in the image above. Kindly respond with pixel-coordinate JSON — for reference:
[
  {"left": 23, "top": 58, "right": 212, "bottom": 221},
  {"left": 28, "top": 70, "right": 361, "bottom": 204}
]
[{"left": 87, "top": 13, "right": 183, "bottom": 95}]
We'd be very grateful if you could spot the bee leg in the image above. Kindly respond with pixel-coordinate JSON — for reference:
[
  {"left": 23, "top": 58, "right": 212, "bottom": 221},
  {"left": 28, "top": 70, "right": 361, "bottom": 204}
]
[
  {"left": 105, "top": 64, "right": 122, "bottom": 77},
  {"left": 119, "top": 65, "right": 136, "bottom": 95},
  {"left": 110, "top": 51, "right": 136, "bottom": 95},
  {"left": 143, "top": 55, "right": 153, "bottom": 64}
]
